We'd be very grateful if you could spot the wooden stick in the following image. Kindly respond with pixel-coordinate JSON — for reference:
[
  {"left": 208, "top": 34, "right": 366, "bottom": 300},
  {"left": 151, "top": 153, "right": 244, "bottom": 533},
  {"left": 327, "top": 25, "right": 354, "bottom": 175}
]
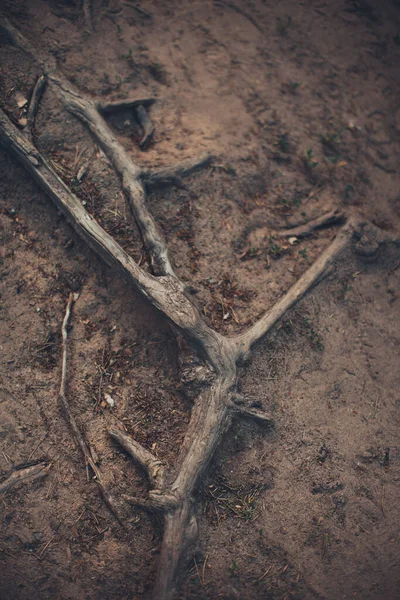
[
  {"left": 124, "top": 2, "right": 152, "bottom": 18},
  {"left": 231, "top": 406, "right": 273, "bottom": 427},
  {"left": 214, "top": 0, "right": 264, "bottom": 34}
]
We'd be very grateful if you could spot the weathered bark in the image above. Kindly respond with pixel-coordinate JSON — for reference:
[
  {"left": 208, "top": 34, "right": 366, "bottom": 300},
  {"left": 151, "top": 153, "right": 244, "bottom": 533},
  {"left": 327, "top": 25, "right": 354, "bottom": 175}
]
[{"left": 0, "top": 18, "right": 359, "bottom": 599}]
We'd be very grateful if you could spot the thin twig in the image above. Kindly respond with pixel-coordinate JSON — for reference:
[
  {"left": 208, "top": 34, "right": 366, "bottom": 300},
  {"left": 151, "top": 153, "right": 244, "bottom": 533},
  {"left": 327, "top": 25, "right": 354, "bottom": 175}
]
[
  {"left": 26, "top": 75, "right": 46, "bottom": 134},
  {"left": 214, "top": 0, "right": 264, "bottom": 34},
  {"left": 124, "top": 2, "right": 152, "bottom": 18},
  {"left": 59, "top": 293, "right": 124, "bottom": 525},
  {"left": 278, "top": 210, "right": 345, "bottom": 239},
  {"left": 109, "top": 427, "right": 164, "bottom": 488}
]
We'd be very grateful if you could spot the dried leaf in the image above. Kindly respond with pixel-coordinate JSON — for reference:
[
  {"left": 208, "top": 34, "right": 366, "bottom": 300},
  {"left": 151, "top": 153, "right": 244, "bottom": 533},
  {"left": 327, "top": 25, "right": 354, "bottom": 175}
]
[{"left": 288, "top": 236, "right": 298, "bottom": 245}]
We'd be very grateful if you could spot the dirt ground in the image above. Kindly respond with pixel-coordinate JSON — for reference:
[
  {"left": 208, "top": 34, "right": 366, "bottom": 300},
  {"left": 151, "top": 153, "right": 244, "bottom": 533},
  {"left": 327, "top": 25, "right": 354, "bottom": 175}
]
[{"left": 1, "top": 0, "right": 400, "bottom": 598}]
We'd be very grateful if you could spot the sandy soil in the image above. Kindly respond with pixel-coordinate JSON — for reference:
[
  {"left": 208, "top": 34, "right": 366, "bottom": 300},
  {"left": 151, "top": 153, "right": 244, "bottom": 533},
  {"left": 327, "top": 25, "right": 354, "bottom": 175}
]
[{"left": 0, "top": 1, "right": 400, "bottom": 599}]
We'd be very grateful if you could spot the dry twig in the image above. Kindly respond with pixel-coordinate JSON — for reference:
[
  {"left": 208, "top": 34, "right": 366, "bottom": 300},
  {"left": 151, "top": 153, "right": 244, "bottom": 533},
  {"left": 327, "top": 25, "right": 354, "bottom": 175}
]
[
  {"left": 26, "top": 75, "right": 46, "bottom": 134},
  {"left": 59, "top": 293, "right": 123, "bottom": 524},
  {"left": 278, "top": 210, "right": 345, "bottom": 239}
]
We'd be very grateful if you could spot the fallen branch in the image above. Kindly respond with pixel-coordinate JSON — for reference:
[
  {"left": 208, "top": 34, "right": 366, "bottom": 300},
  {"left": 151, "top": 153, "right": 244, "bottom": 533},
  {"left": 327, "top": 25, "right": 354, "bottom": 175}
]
[
  {"left": 0, "top": 19, "right": 360, "bottom": 600},
  {"left": 278, "top": 210, "right": 345, "bottom": 239},
  {"left": 0, "top": 462, "right": 50, "bottom": 495}
]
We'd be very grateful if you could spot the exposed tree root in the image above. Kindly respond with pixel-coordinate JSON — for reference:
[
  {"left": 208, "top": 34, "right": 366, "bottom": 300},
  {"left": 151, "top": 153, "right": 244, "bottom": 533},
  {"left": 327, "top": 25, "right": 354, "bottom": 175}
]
[
  {"left": 0, "top": 462, "right": 50, "bottom": 495},
  {"left": 0, "top": 18, "right": 360, "bottom": 599},
  {"left": 142, "top": 152, "right": 214, "bottom": 188},
  {"left": 233, "top": 218, "right": 356, "bottom": 361},
  {"left": 26, "top": 74, "right": 46, "bottom": 135},
  {"left": 278, "top": 209, "right": 346, "bottom": 239},
  {"left": 109, "top": 427, "right": 165, "bottom": 489},
  {"left": 98, "top": 97, "right": 156, "bottom": 114}
]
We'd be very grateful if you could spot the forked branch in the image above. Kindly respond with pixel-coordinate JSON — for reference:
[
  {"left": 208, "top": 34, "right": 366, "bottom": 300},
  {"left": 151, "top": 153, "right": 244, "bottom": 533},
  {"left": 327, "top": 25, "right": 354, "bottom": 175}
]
[
  {"left": 142, "top": 153, "right": 214, "bottom": 187},
  {"left": 0, "top": 18, "right": 360, "bottom": 600}
]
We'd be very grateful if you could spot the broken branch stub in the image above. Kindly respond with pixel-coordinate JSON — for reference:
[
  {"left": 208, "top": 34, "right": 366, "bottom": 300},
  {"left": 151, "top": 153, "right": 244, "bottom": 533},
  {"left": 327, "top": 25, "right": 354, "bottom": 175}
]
[{"left": 109, "top": 427, "right": 165, "bottom": 489}]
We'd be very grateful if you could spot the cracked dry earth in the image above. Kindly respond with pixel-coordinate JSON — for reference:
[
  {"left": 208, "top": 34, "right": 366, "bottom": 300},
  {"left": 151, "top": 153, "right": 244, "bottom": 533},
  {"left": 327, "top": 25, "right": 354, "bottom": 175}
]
[{"left": 1, "top": 1, "right": 400, "bottom": 599}]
